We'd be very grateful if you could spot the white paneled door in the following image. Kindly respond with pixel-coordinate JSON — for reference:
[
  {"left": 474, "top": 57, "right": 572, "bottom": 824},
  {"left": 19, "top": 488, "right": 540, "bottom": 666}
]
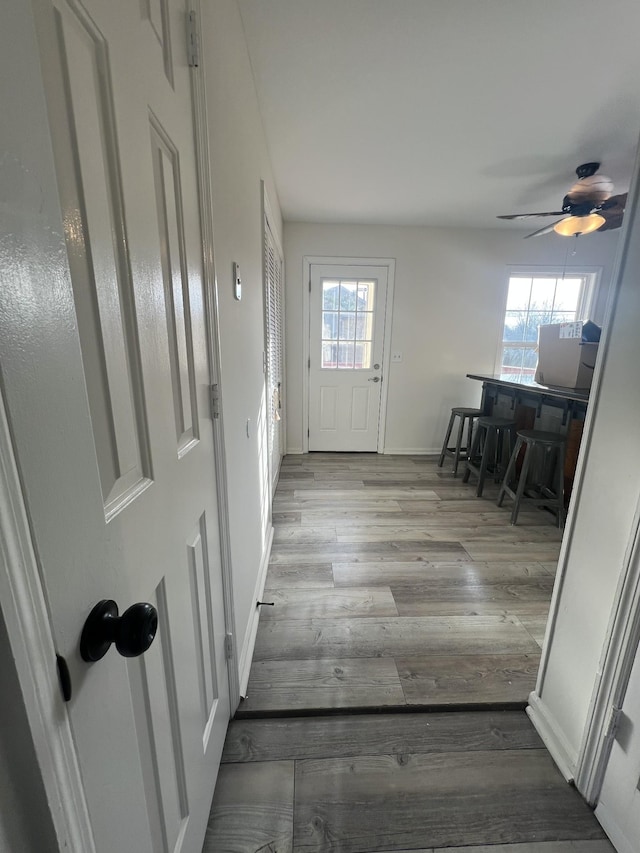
[
  {"left": 308, "top": 264, "right": 389, "bottom": 451},
  {"left": 3, "top": 0, "right": 230, "bottom": 851}
]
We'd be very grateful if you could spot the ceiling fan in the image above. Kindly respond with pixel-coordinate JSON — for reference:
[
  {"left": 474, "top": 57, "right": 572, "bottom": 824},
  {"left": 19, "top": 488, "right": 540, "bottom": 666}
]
[{"left": 497, "top": 162, "right": 628, "bottom": 238}]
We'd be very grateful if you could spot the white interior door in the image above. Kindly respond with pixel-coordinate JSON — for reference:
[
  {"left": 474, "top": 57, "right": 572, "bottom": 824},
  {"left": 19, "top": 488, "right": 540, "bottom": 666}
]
[
  {"left": 596, "top": 643, "right": 640, "bottom": 853},
  {"left": 264, "top": 217, "right": 285, "bottom": 493},
  {"left": 308, "top": 264, "right": 389, "bottom": 452},
  {"left": 1, "top": 0, "right": 230, "bottom": 851}
]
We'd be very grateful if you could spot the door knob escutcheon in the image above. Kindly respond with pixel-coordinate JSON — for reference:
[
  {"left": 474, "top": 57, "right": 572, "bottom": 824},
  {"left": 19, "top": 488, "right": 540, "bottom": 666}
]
[{"left": 80, "top": 600, "right": 158, "bottom": 662}]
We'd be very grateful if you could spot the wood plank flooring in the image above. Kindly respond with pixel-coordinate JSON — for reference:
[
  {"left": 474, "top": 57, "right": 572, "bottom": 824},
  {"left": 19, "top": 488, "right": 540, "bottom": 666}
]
[
  {"left": 204, "top": 712, "right": 612, "bottom": 853},
  {"left": 205, "top": 456, "right": 611, "bottom": 852},
  {"left": 240, "top": 453, "right": 562, "bottom": 715}
]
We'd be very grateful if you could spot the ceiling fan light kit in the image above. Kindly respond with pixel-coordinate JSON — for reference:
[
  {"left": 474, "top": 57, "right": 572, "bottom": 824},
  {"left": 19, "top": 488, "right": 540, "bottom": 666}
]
[
  {"left": 553, "top": 213, "right": 606, "bottom": 237},
  {"left": 498, "top": 162, "right": 627, "bottom": 238}
]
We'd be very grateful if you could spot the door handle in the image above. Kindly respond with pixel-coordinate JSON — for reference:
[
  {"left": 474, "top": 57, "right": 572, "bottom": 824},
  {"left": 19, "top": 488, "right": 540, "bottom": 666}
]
[
  {"left": 368, "top": 376, "right": 381, "bottom": 383},
  {"left": 80, "top": 600, "right": 158, "bottom": 662}
]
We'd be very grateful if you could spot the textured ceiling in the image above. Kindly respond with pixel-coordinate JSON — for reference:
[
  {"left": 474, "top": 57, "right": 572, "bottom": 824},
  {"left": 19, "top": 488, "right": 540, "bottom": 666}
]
[{"left": 238, "top": 0, "right": 640, "bottom": 228}]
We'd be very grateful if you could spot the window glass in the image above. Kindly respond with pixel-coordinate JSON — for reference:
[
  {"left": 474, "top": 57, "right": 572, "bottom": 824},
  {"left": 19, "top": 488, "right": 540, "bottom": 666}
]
[
  {"left": 337, "top": 341, "right": 355, "bottom": 369},
  {"left": 322, "top": 312, "right": 338, "bottom": 340},
  {"left": 339, "top": 282, "right": 358, "bottom": 310},
  {"left": 320, "top": 278, "right": 376, "bottom": 370},
  {"left": 499, "top": 274, "right": 588, "bottom": 377},
  {"left": 322, "top": 282, "right": 340, "bottom": 310},
  {"left": 506, "top": 277, "right": 532, "bottom": 310}
]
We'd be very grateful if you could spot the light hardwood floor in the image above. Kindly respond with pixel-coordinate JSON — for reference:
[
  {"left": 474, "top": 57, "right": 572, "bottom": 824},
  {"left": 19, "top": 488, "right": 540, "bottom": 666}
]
[{"left": 239, "top": 453, "right": 562, "bottom": 716}]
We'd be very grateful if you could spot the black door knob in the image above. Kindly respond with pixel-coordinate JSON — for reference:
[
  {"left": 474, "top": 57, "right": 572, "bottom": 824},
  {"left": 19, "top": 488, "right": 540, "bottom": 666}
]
[{"left": 80, "top": 600, "right": 158, "bottom": 662}]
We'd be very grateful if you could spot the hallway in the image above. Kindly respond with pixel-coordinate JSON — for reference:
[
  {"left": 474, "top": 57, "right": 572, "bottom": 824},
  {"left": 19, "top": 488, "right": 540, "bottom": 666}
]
[
  {"left": 240, "top": 453, "right": 562, "bottom": 715},
  {"left": 203, "top": 454, "right": 613, "bottom": 851}
]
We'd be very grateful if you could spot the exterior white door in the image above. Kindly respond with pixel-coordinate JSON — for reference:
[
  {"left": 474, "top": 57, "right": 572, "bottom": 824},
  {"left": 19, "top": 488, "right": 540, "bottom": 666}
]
[
  {"left": 1, "top": 0, "right": 230, "bottom": 851},
  {"left": 596, "top": 643, "right": 640, "bottom": 853},
  {"left": 308, "top": 263, "right": 389, "bottom": 452}
]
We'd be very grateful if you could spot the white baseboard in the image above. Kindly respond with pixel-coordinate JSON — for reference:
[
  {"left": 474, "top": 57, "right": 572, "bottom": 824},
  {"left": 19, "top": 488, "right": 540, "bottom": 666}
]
[
  {"left": 238, "top": 524, "right": 274, "bottom": 697},
  {"left": 527, "top": 691, "right": 577, "bottom": 782},
  {"left": 382, "top": 448, "right": 440, "bottom": 456},
  {"left": 285, "top": 447, "right": 442, "bottom": 456}
]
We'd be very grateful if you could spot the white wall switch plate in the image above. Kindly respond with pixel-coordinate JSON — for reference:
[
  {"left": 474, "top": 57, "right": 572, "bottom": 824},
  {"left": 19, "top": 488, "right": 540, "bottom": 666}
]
[{"left": 391, "top": 352, "right": 403, "bottom": 363}]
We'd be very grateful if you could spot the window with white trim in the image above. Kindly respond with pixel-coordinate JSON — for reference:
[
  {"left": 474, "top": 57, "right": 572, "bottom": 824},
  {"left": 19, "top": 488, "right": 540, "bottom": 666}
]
[{"left": 498, "top": 272, "right": 597, "bottom": 379}]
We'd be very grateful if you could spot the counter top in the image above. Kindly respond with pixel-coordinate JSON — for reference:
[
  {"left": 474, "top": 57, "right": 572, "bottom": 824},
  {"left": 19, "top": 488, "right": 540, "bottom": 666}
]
[{"left": 467, "top": 373, "right": 590, "bottom": 404}]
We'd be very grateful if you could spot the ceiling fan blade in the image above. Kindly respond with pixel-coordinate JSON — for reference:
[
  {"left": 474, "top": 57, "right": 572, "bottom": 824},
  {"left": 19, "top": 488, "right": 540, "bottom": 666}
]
[
  {"left": 598, "top": 193, "right": 628, "bottom": 231},
  {"left": 524, "top": 219, "right": 566, "bottom": 239},
  {"left": 600, "top": 192, "right": 628, "bottom": 212},
  {"left": 497, "top": 212, "right": 565, "bottom": 221}
]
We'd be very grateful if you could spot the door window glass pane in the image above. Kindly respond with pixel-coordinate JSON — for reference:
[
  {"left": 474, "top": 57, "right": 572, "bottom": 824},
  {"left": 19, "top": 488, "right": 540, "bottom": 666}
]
[
  {"left": 339, "top": 312, "right": 356, "bottom": 339},
  {"left": 322, "top": 282, "right": 340, "bottom": 310},
  {"left": 357, "top": 282, "right": 375, "bottom": 311},
  {"left": 322, "top": 342, "right": 336, "bottom": 368},
  {"left": 322, "top": 312, "right": 338, "bottom": 340},
  {"left": 356, "top": 313, "right": 373, "bottom": 340},
  {"left": 337, "top": 341, "right": 355, "bottom": 369},
  {"left": 339, "top": 282, "right": 358, "bottom": 310},
  {"left": 320, "top": 278, "right": 376, "bottom": 370}
]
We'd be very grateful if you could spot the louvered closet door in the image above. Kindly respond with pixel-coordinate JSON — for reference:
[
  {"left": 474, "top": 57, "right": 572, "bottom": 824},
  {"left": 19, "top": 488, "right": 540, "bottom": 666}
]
[
  {"left": 21, "top": 0, "right": 231, "bottom": 850},
  {"left": 265, "top": 218, "right": 285, "bottom": 494}
]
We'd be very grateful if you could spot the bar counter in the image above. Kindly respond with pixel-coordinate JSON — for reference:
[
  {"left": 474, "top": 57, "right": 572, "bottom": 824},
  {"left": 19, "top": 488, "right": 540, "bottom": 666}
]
[
  {"left": 467, "top": 373, "right": 589, "bottom": 423},
  {"left": 467, "top": 373, "right": 590, "bottom": 498}
]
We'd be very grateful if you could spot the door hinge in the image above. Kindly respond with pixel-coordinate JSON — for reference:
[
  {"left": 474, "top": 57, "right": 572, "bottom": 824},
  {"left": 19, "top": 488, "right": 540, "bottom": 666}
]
[
  {"left": 210, "top": 383, "right": 220, "bottom": 419},
  {"left": 307, "top": 428, "right": 310, "bottom": 438},
  {"left": 308, "top": 357, "right": 311, "bottom": 369},
  {"left": 604, "top": 704, "right": 623, "bottom": 742},
  {"left": 224, "top": 633, "right": 234, "bottom": 660},
  {"left": 308, "top": 279, "right": 311, "bottom": 292},
  {"left": 186, "top": 11, "right": 199, "bottom": 67}
]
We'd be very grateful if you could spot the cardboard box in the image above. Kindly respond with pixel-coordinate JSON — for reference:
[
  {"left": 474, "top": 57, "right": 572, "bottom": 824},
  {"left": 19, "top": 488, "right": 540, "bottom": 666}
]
[{"left": 534, "top": 323, "right": 599, "bottom": 390}]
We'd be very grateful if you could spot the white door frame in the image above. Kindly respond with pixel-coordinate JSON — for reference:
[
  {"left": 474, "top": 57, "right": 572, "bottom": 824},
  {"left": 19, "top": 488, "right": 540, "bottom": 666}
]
[
  {"left": 189, "top": 2, "right": 240, "bottom": 711},
  {"left": 0, "top": 391, "right": 96, "bottom": 852},
  {"left": 528, "top": 141, "right": 640, "bottom": 796},
  {"left": 0, "top": 3, "right": 238, "bottom": 849},
  {"left": 302, "top": 255, "right": 395, "bottom": 454},
  {"left": 575, "top": 495, "right": 640, "bottom": 805}
]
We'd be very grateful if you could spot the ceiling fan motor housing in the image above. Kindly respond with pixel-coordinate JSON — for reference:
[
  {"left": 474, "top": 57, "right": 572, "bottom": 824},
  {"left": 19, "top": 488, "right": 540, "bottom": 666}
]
[{"left": 566, "top": 163, "right": 614, "bottom": 206}]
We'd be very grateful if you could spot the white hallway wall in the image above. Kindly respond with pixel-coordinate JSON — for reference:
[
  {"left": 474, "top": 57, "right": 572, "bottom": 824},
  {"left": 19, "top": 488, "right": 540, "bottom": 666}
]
[
  {"left": 284, "top": 222, "right": 620, "bottom": 454},
  {"left": 201, "top": 0, "right": 282, "bottom": 668}
]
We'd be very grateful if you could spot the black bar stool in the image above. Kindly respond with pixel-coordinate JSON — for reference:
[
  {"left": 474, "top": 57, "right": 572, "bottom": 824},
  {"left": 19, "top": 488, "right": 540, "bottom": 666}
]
[
  {"left": 437, "top": 407, "right": 483, "bottom": 476},
  {"left": 462, "top": 416, "right": 516, "bottom": 497},
  {"left": 497, "top": 429, "right": 566, "bottom": 526}
]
